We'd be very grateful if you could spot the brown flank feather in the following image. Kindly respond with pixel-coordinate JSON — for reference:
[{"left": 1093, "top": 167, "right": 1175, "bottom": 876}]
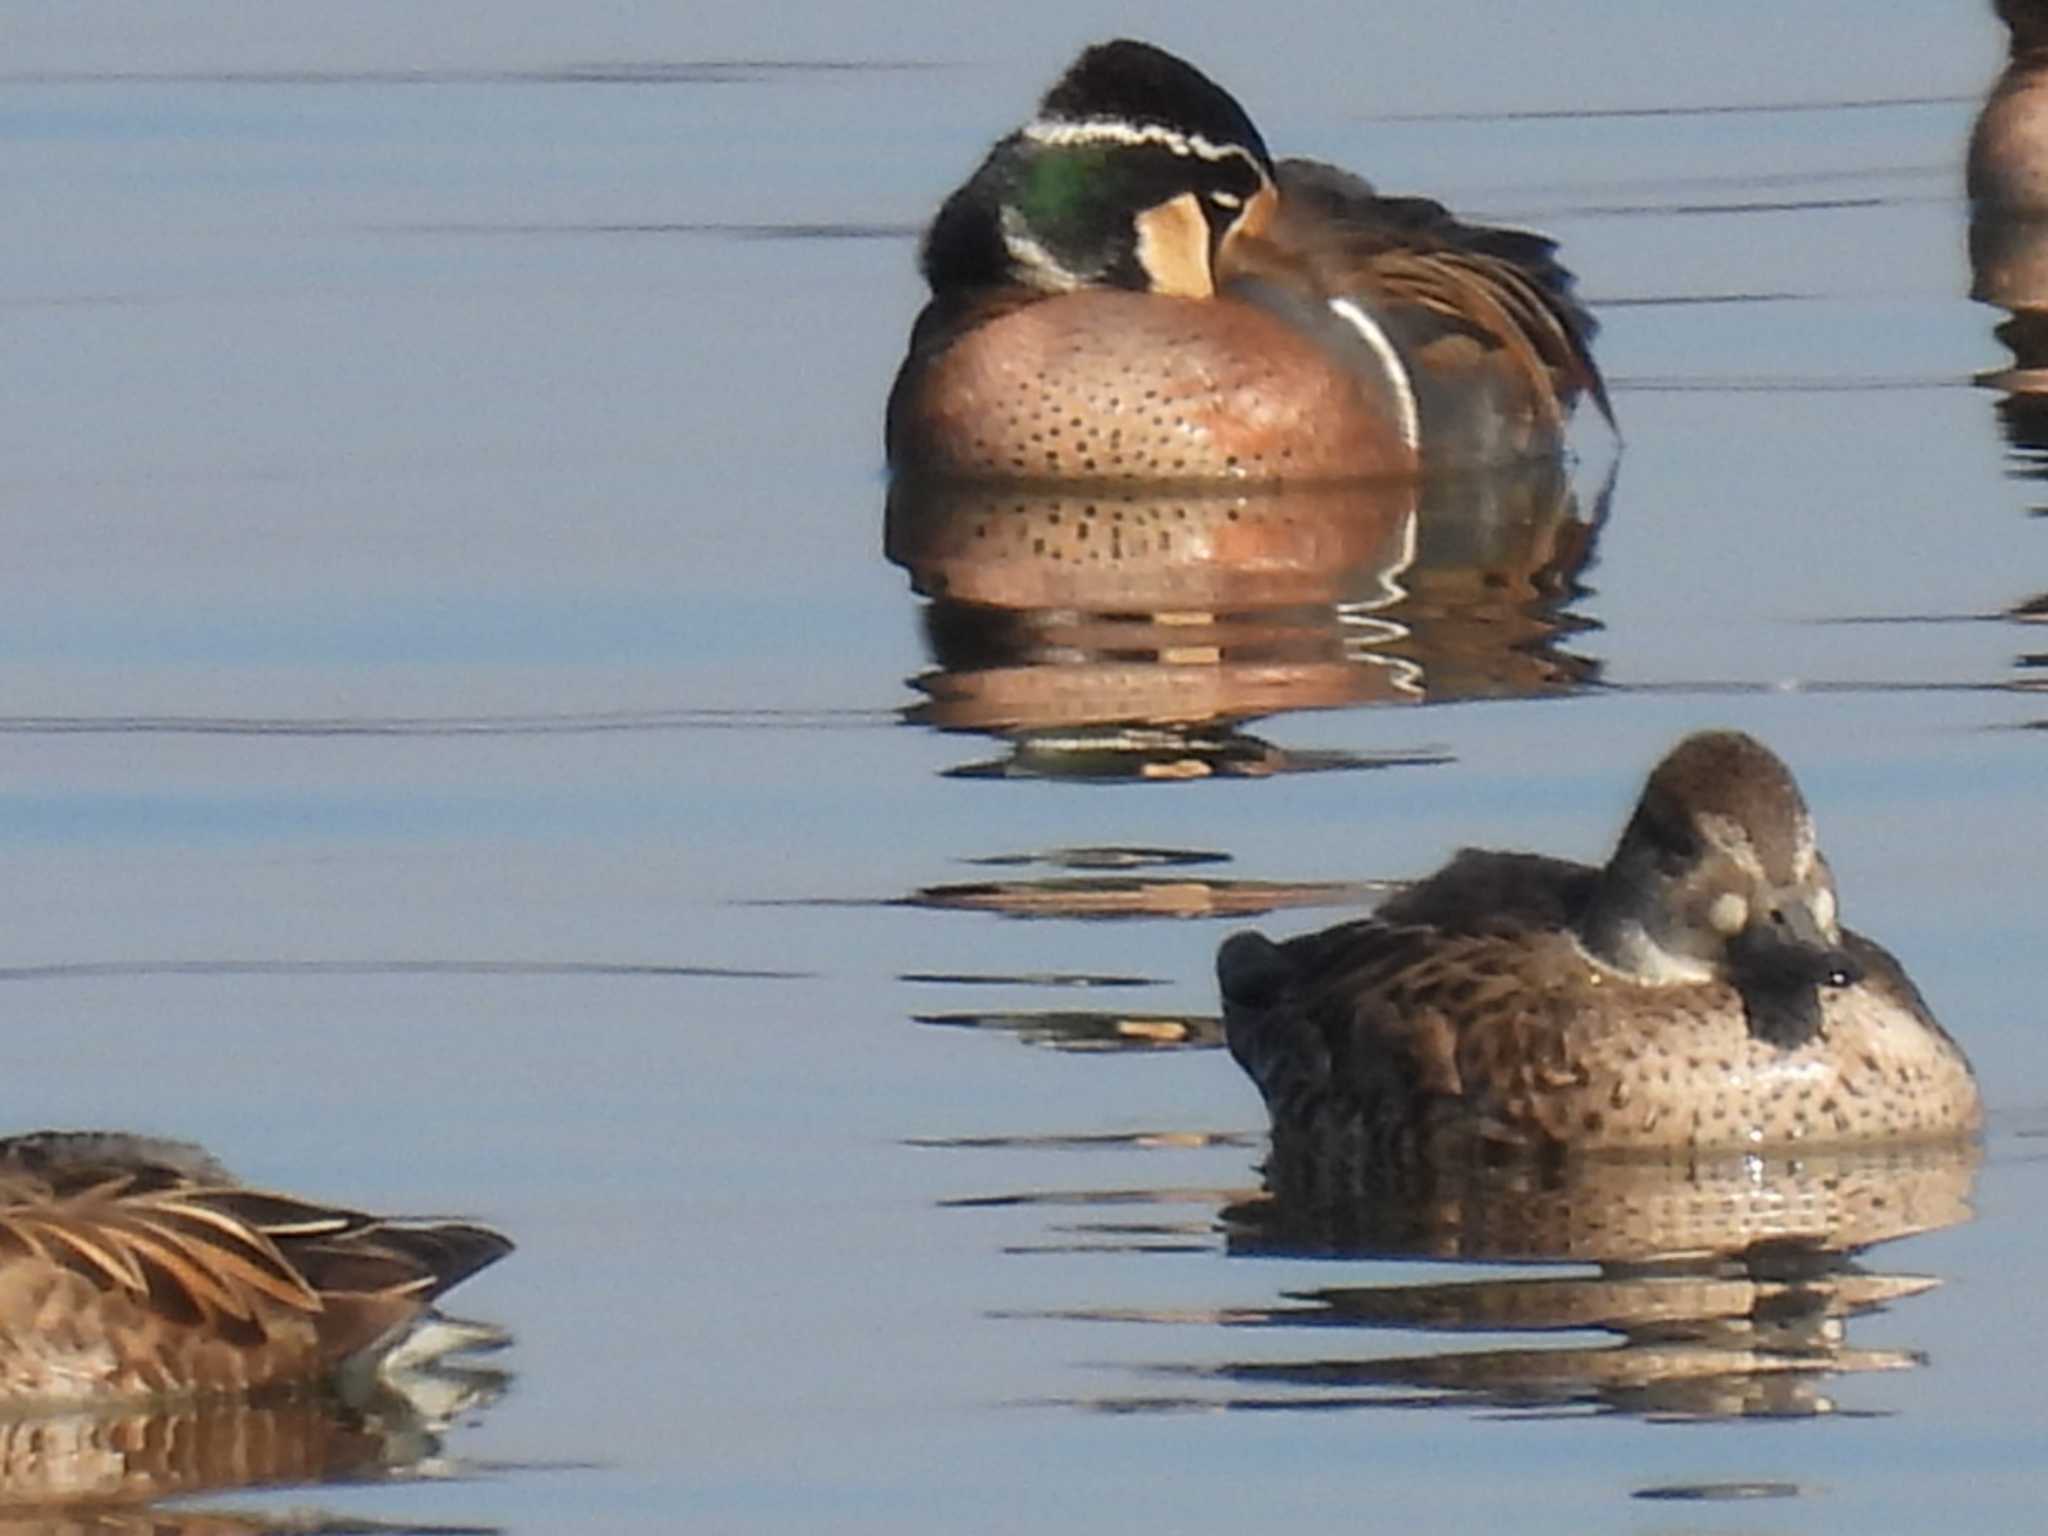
[{"left": 0, "top": 1132, "right": 511, "bottom": 1405}]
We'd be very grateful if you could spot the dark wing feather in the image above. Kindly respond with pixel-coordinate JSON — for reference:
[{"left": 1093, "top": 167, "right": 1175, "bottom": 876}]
[
  {"left": 0, "top": 1131, "right": 237, "bottom": 1192},
  {"left": 0, "top": 1134, "right": 510, "bottom": 1331},
  {"left": 293, "top": 1220, "right": 514, "bottom": 1302},
  {"left": 1273, "top": 158, "right": 1613, "bottom": 428},
  {"left": 1221, "top": 919, "right": 1469, "bottom": 1119},
  {"left": 1376, "top": 849, "right": 1600, "bottom": 935}
]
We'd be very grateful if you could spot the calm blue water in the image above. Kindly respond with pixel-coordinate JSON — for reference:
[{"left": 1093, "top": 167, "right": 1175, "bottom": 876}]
[{"left": 3, "top": 3, "right": 2043, "bottom": 1531}]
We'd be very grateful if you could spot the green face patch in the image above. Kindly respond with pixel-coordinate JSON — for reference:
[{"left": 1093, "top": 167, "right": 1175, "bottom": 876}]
[{"left": 1015, "top": 145, "right": 1125, "bottom": 248}]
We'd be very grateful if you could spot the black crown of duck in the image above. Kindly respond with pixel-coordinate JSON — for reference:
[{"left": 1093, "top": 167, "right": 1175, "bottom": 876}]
[
  {"left": 890, "top": 40, "right": 1612, "bottom": 482},
  {"left": 1219, "top": 731, "right": 1981, "bottom": 1161}
]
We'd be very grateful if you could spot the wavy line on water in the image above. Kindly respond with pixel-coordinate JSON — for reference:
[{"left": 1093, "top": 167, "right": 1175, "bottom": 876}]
[
  {"left": 0, "top": 708, "right": 888, "bottom": 737},
  {"left": 0, "top": 959, "right": 810, "bottom": 983}
]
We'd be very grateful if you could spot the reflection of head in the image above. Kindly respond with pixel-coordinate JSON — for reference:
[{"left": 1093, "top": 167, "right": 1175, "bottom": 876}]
[{"left": 1971, "top": 8, "right": 2048, "bottom": 428}]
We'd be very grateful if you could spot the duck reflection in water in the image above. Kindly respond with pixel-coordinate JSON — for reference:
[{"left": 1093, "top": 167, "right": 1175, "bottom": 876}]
[
  {"left": 1973, "top": 0, "right": 2048, "bottom": 447},
  {"left": 885, "top": 464, "right": 1607, "bottom": 780},
  {"left": 965, "top": 1131, "right": 1979, "bottom": 1419},
  {"left": 1209, "top": 1137, "right": 1980, "bottom": 1419},
  {"left": 1967, "top": 2, "right": 2048, "bottom": 716},
  {"left": 0, "top": 1132, "right": 510, "bottom": 1516}
]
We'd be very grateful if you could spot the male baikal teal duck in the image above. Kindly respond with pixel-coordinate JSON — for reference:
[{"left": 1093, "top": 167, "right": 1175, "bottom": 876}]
[
  {"left": 888, "top": 39, "right": 1612, "bottom": 482},
  {"left": 1219, "top": 732, "right": 1982, "bottom": 1162},
  {"left": 0, "top": 1131, "right": 509, "bottom": 1404}
]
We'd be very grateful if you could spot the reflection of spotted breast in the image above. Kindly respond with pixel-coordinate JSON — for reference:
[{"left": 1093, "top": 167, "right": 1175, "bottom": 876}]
[
  {"left": 884, "top": 475, "right": 1416, "bottom": 611},
  {"left": 1237, "top": 1139, "right": 1981, "bottom": 1263}
]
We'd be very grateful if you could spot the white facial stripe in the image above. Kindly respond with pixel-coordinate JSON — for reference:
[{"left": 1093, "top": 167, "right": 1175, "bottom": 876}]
[
  {"left": 998, "top": 207, "right": 1086, "bottom": 291},
  {"left": 1326, "top": 298, "right": 1421, "bottom": 451},
  {"left": 1574, "top": 927, "right": 1715, "bottom": 986},
  {"left": 1812, "top": 884, "right": 1838, "bottom": 935},
  {"left": 1696, "top": 811, "right": 1741, "bottom": 856},
  {"left": 1022, "top": 118, "right": 1273, "bottom": 183},
  {"left": 1792, "top": 813, "right": 1818, "bottom": 879}
]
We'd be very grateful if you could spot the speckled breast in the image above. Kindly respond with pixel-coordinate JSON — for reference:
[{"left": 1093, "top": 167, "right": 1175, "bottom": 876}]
[
  {"left": 1455, "top": 940, "right": 1985, "bottom": 1153},
  {"left": 1531, "top": 996, "right": 1979, "bottom": 1152},
  {"left": 1245, "top": 926, "right": 1983, "bottom": 1163},
  {"left": 887, "top": 290, "right": 1418, "bottom": 482}
]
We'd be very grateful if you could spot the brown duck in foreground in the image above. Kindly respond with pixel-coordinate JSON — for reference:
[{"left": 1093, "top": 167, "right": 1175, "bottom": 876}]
[
  {"left": 0, "top": 1131, "right": 509, "bottom": 1406},
  {"left": 1220, "top": 732, "right": 1982, "bottom": 1162}
]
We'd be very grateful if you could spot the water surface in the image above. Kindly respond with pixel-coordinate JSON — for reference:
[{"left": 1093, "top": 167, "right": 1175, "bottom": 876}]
[{"left": 3, "top": 3, "right": 2043, "bottom": 1531}]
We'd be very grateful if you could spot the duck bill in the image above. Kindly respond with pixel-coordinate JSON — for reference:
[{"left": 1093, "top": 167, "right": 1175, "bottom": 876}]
[{"left": 1730, "top": 907, "right": 1860, "bottom": 990}]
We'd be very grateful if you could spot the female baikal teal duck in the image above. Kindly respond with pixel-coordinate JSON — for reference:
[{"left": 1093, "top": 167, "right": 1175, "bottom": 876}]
[
  {"left": 0, "top": 1132, "right": 509, "bottom": 1404},
  {"left": 888, "top": 39, "right": 1612, "bottom": 482},
  {"left": 1220, "top": 732, "right": 1982, "bottom": 1161}
]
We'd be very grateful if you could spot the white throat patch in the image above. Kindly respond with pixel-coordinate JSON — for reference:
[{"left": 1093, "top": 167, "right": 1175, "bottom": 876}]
[
  {"left": 998, "top": 205, "right": 1087, "bottom": 291},
  {"left": 1574, "top": 924, "right": 1716, "bottom": 987}
]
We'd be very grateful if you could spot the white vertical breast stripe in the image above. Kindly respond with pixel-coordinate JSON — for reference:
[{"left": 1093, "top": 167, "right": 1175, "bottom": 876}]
[{"left": 1325, "top": 297, "right": 1420, "bottom": 453}]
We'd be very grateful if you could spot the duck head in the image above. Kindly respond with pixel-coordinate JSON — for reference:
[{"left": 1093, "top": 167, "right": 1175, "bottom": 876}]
[
  {"left": 1578, "top": 732, "right": 1860, "bottom": 1033},
  {"left": 920, "top": 40, "right": 1280, "bottom": 299}
]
